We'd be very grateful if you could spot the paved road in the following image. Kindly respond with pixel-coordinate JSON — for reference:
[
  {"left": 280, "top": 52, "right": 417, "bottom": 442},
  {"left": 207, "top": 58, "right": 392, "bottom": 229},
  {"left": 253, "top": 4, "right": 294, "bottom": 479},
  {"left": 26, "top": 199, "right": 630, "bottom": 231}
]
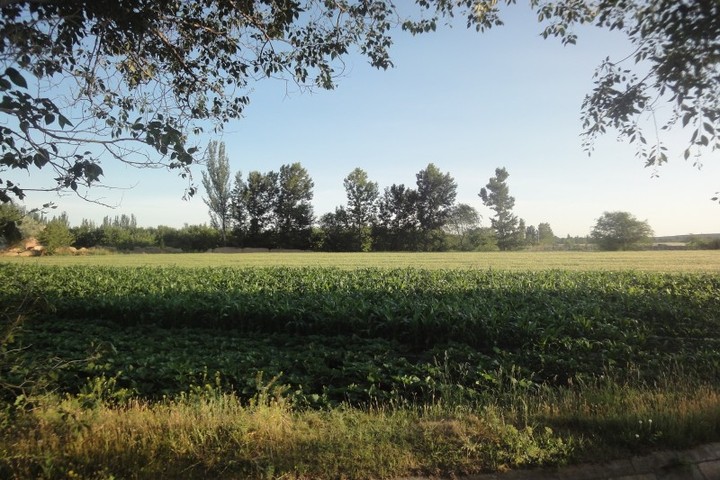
[{"left": 399, "top": 442, "right": 720, "bottom": 480}]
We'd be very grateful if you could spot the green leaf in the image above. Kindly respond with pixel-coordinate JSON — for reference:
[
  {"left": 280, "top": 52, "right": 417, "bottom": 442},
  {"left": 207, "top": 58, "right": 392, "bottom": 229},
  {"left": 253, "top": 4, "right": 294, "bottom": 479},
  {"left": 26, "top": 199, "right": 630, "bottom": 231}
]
[
  {"left": 33, "top": 151, "right": 49, "bottom": 168},
  {"left": 58, "top": 114, "right": 74, "bottom": 129},
  {"left": 682, "top": 113, "right": 692, "bottom": 127},
  {"left": 5, "top": 67, "right": 27, "bottom": 89}
]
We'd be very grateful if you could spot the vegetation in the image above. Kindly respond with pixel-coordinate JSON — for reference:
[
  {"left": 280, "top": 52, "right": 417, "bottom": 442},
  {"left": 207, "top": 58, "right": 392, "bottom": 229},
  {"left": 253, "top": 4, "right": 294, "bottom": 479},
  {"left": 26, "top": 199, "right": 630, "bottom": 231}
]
[
  {"left": 0, "top": 202, "right": 22, "bottom": 247},
  {"left": 480, "top": 167, "right": 523, "bottom": 250},
  {"left": 443, "top": 203, "right": 484, "bottom": 251},
  {"left": 688, "top": 235, "right": 720, "bottom": 250},
  {"left": 231, "top": 163, "right": 315, "bottom": 250},
  {"left": 201, "top": 141, "right": 232, "bottom": 245},
  {"left": 36, "top": 214, "right": 73, "bottom": 254},
  {"left": 0, "top": 257, "right": 718, "bottom": 478},
  {"left": 2, "top": 250, "right": 719, "bottom": 272},
  {"left": 343, "top": 168, "right": 380, "bottom": 251},
  {"left": 1, "top": 264, "right": 719, "bottom": 394},
  {"left": 4, "top": 379, "right": 718, "bottom": 480},
  {"left": 591, "top": 211, "right": 655, "bottom": 251}
]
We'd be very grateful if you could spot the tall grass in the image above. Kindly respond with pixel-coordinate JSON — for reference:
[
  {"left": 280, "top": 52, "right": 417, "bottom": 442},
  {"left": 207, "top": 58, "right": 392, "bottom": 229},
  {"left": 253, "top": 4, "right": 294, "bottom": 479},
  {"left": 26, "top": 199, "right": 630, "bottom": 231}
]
[{"left": 2, "top": 377, "right": 718, "bottom": 479}]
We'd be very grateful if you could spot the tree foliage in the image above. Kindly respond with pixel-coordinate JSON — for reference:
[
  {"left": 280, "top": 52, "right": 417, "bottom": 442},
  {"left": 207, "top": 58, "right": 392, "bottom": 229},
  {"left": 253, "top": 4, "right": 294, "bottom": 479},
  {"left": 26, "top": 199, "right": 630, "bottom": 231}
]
[
  {"left": 444, "top": 203, "right": 481, "bottom": 251},
  {"left": 0, "top": 0, "right": 466, "bottom": 202},
  {"left": 525, "top": 224, "right": 538, "bottom": 245},
  {"left": 232, "top": 170, "right": 278, "bottom": 246},
  {"left": 38, "top": 215, "right": 73, "bottom": 254},
  {"left": 415, "top": 163, "right": 457, "bottom": 232},
  {"left": 275, "top": 163, "right": 315, "bottom": 249},
  {"left": 567, "top": 0, "right": 720, "bottom": 174},
  {"left": 342, "top": 168, "right": 379, "bottom": 251},
  {"left": 590, "top": 211, "right": 654, "bottom": 251},
  {"left": 538, "top": 222, "right": 555, "bottom": 245},
  {"left": 375, "top": 184, "right": 420, "bottom": 251},
  {"left": 0, "top": 202, "right": 22, "bottom": 246},
  {"left": 201, "top": 141, "right": 232, "bottom": 245},
  {"left": 230, "top": 163, "right": 313, "bottom": 249},
  {"left": 479, "top": 167, "right": 522, "bottom": 251},
  {"left": 318, "top": 207, "right": 354, "bottom": 252}
]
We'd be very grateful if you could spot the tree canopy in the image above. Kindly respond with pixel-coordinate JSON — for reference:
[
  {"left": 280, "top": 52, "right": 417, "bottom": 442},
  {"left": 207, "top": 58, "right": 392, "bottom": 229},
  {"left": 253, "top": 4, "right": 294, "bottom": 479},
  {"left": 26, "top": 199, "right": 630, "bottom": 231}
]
[
  {"left": 2, "top": 0, "right": 718, "bottom": 203},
  {"left": 590, "top": 211, "right": 654, "bottom": 251},
  {"left": 230, "top": 163, "right": 314, "bottom": 249}
]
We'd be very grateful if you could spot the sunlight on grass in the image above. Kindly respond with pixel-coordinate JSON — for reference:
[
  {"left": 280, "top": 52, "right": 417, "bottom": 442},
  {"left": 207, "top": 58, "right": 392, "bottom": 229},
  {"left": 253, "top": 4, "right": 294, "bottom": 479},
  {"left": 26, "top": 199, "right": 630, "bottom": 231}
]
[
  {"left": 2, "top": 250, "right": 719, "bottom": 272},
  {"left": 2, "top": 380, "right": 718, "bottom": 480}
]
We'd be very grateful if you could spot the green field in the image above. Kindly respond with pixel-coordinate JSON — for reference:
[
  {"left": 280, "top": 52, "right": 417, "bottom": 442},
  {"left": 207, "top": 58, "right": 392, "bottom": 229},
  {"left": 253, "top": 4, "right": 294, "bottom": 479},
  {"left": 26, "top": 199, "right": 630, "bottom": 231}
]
[
  {"left": 1, "top": 251, "right": 719, "bottom": 479},
  {"left": 2, "top": 249, "right": 720, "bottom": 271}
]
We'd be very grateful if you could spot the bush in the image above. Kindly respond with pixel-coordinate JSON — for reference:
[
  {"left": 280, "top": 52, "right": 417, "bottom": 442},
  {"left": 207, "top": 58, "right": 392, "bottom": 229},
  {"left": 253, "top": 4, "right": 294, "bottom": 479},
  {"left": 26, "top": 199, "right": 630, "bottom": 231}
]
[{"left": 38, "top": 219, "right": 74, "bottom": 254}]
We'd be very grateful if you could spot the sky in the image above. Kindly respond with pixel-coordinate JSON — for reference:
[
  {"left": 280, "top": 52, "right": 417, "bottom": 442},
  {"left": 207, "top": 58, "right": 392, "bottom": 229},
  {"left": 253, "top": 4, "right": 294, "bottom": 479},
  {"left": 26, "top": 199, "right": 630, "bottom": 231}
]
[{"left": 14, "top": 5, "right": 720, "bottom": 237}]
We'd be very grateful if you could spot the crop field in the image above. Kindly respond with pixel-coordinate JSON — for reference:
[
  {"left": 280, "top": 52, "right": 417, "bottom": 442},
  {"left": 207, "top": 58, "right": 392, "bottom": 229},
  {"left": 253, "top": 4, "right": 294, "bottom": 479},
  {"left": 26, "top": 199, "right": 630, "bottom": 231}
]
[
  {"left": 1, "top": 252, "right": 719, "bottom": 479},
  {"left": 2, "top": 249, "right": 719, "bottom": 271}
]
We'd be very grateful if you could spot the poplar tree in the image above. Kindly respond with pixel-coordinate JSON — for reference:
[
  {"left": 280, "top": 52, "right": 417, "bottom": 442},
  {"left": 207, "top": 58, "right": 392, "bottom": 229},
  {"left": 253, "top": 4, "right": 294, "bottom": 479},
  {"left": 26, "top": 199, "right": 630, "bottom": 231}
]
[{"left": 201, "top": 141, "right": 232, "bottom": 245}]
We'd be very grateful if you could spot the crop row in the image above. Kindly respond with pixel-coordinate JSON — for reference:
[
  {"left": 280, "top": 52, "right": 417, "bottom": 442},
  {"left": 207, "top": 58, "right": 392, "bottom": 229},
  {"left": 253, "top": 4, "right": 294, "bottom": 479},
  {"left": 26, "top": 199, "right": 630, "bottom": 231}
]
[
  {"left": 2, "top": 264, "right": 719, "bottom": 388},
  {"left": 2, "top": 264, "right": 718, "bottom": 333}
]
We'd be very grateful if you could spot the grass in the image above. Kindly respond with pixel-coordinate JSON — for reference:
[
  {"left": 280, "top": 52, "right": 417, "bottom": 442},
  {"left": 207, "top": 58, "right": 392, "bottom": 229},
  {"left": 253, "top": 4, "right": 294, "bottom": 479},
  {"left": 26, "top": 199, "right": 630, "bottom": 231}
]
[
  {"left": 1, "top": 250, "right": 719, "bottom": 272},
  {"left": 2, "top": 377, "right": 718, "bottom": 479}
]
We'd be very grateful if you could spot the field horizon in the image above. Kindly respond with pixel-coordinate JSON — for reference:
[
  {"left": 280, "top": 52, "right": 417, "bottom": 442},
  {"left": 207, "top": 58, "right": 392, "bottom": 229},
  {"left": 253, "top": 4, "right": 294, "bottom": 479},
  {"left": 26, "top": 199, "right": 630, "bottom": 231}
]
[{"left": 2, "top": 249, "right": 719, "bottom": 272}]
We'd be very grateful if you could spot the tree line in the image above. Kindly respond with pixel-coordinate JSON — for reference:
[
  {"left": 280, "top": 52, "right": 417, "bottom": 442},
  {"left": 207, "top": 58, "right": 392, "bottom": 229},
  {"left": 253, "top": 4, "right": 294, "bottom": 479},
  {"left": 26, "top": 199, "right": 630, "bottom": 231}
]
[
  {"left": 0, "top": 141, "right": 676, "bottom": 253},
  {"left": 0, "top": 207, "right": 222, "bottom": 254},
  {"left": 202, "top": 141, "right": 553, "bottom": 252}
]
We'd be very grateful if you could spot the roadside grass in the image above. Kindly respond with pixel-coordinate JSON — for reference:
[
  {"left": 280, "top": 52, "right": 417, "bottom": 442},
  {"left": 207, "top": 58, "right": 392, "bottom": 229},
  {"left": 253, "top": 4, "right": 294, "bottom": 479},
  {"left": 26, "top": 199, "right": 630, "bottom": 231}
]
[
  {"left": 2, "top": 250, "right": 719, "bottom": 272},
  {"left": 514, "top": 375, "right": 720, "bottom": 459},
  {"left": 1, "top": 377, "right": 718, "bottom": 480}
]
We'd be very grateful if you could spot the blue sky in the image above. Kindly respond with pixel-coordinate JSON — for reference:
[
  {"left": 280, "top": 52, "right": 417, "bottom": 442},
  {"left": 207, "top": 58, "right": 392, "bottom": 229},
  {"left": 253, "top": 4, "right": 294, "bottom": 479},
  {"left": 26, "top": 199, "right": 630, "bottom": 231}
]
[{"left": 19, "top": 5, "right": 720, "bottom": 237}]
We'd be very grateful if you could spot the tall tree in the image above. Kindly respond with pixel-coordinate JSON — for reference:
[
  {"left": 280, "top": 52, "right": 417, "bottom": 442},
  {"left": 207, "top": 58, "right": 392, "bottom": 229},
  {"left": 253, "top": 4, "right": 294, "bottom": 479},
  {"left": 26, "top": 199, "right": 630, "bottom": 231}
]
[
  {"left": 517, "top": 218, "right": 527, "bottom": 247},
  {"left": 2, "top": 1, "right": 718, "bottom": 202},
  {"left": 201, "top": 141, "right": 232, "bottom": 245},
  {"left": 229, "top": 171, "right": 248, "bottom": 240},
  {"left": 415, "top": 163, "right": 457, "bottom": 232},
  {"left": 275, "top": 163, "right": 314, "bottom": 249},
  {"left": 479, "top": 167, "right": 521, "bottom": 251},
  {"left": 525, "top": 224, "right": 538, "bottom": 246},
  {"left": 538, "top": 222, "right": 555, "bottom": 245},
  {"left": 591, "top": 211, "right": 654, "bottom": 251},
  {"left": 375, "top": 184, "right": 420, "bottom": 251},
  {"left": 343, "top": 168, "right": 379, "bottom": 251},
  {"left": 234, "top": 170, "right": 278, "bottom": 247}
]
